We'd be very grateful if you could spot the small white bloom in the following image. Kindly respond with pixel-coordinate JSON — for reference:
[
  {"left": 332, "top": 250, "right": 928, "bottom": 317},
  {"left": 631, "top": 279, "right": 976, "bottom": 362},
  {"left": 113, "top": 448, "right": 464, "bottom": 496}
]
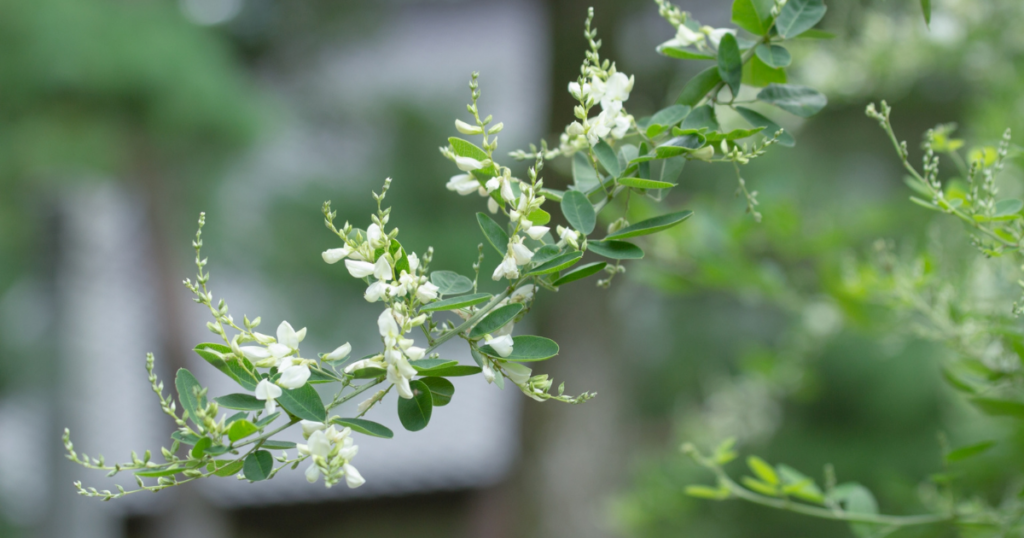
[
  {"left": 705, "top": 27, "right": 737, "bottom": 49},
  {"left": 446, "top": 174, "right": 480, "bottom": 196},
  {"left": 568, "top": 81, "right": 591, "bottom": 100},
  {"left": 301, "top": 420, "right": 326, "bottom": 439},
  {"left": 277, "top": 359, "right": 311, "bottom": 389},
  {"left": 277, "top": 321, "right": 306, "bottom": 349},
  {"left": 404, "top": 346, "right": 426, "bottom": 361},
  {"left": 254, "top": 379, "right": 282, "bottom": 414},
  {"left": 322, "top": 246, "right": 352, "bottom": 264},
  {"left": 345, "top": 259, "right": 375, "bottom": 278},
  {"left": 343, "top": 357, "right": 385, "bottom": 374},
  {"left": 481, "top": 359, "right": 496, "bottom": 383},
  {"left": 406, "top": 252, "right": 420, "bottom": 273},
  {"left": 502, "top": 362, "right": 532, "bottom": 385},
  {"left": 557, "top": 225, "right": 581, "bottom": 249},
  {"left": 526, "top": 226, "right": 549, "bottom": 241},
  {"left": 488, "top": 334, "right": 514, "bottom": 358},
  {"left": 343, "top": 463, "right": 365, "bottom": 488},
  {"left": 455, "top": 119, "right": 483, "bottom": 135},
  {"left": 366, "top": 224, "right": 386, "bottom": 249},
  {"left": 415, "top": 281, "right": 439, "bottom": 303},
  {"left": 487, "top": 197, "right": 500, "bottom": 214},
  {"left": 364, "top": 280, "right": 390, "bottom": 302},
  {"left": 675, "top": 24, "right": 706, "bottom": 47},
  {"left": 600, "top": 72, "right": 634, "bottom": 108},
  {"left": 373, "top": 256, "right": 393, "bottom": 281},
  {"left": 491, "top": 255, "right": 519, "bottom": 281},
  {"left": 510, "top": 284, "right": 535, "bottom": 303},
  {"left": 511, "top": 242, "right": 534, "bottom": 266},
  {"left": 240, "top": 346, "right": 271, "bottom": 362},
  {"left": 378, "top": 309, "right": 401, "bottom": 341},
  {"left": 388, "top": 364, "right": 414, "bottom": 399},
  {"left": 567, "top": 121, "right": 585, "bottom": 137},
  {"left": 325, "top": 343, "right": 352, "bottom": 362},
  {"left": 455, "top": 156, "right": 485, "bottom": 172}
]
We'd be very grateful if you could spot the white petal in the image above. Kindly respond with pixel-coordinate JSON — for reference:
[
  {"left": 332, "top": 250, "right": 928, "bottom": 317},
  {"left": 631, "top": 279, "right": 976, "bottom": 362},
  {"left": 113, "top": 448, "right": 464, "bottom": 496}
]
[
  {"left": 305, "top": 463, "right": 320, "bottom": 483},
  {"left": 502, "top": 362, "right": 532, "bottom": 385},
  {"left": 373, "top": 256, "right": 393, "bottom": 281},
  {"left": 489, "top": 335, "right": 514, "bottom": 358},
  {"left": 345, "top": 259, "right": 376, "bottom": 278},
  {"left": 240, "top": 346, "right": 271, "bottom": 361},
  {"left": 455, "top": 156, "right": 484, "bottom": 172},
  {"left": 415, "top": 282, "right": 439, "bottom": 303},
  {"left": 343, "top": 464, "right": 365, "bottom": 488},
  {"left": 326, "top": 343, "right": 352, "bottom": 361},
  {"left": 300, "top": 420, "right": 326, "bottom": 439},
  {"left": 406, "top": 252, "right": 420, "bottom": 273},
  {"left": 322, "top": 247, "right": 350, "bottom": 264},
  {"left": 377, "top": 309, "right": 400, "bottom": 338},
  {"left": 343, "top": 358, "right": 385, "bottom": 373},
  {"left": 526, "top": 226, "right": 549, "bottom": 241},
  {"left": 268, "top": 343, "right": 292, "bottom": 359},
  {"left": 364, "top": 280, "right": 389, "bottom": 302},
  {"left": 255, "top": 378, "right": 282, "bottom": 400},
  {"left": 511, "top": 243, "right": 534, "bottom": 265},
  {"left": 487, "top": 197, "right": 500, "bottom": 214},
  {"left": 277, "top": 363, "right": 311, "bottom": 390}
]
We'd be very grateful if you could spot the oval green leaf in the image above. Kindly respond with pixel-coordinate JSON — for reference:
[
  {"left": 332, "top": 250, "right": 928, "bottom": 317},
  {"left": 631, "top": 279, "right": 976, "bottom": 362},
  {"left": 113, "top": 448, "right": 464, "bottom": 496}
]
[
  {"left": 775, "top": 0, "right": 827, "bottom": 38},
  {"left": 215, "top": 393, "right": 264, "bottom": 411},
  {"left": 757, "top": 84, "right": 827, "bottom": 117},
  {"left": 331, "top": 417, "right": 395, "bottom": 439},
  {"left": 755, "top": 44, "right": 792, "bottom": 69},
  {"left": 277, "top": 383, "right": 327, "bottom": 422},
  {"left": 175, "top": 368, "right": 205, "bottom": 428},
  {"left": 411, "top": 358, "right": 459, "bottom": 374},
  {"left": 593, "top": 140, "right": 622, "bottom": 178},
  {"left": 482, "top": 335, "right": 560, "bottom": 362},
  {"left": 658, "top": 46, "right": 715, "bottom": 61},
  {"left": 227, "top": 419, "right": 258, "bottom": 442},
  {"left": 552, "top": 262, "right": 607, "bottom": 287},
  {"left": 469, "top": 304, "right": 524, "bottom": 338},
  {"left": 527, "top": 251, "right": 584, "bottom": 275},
  {"left": 430, "top": 270, "right": 474, "bottom": 295},
  {"left": 243, "top": 450, "right": 273, "bottom": 482},
  {"left": 717, "top": 33, "right": 742, "bottom": 96},
  {"left": 561, "top": 190, "right": 597, "bottom": 234},
  {"left": 676, "top": 66, "right": 721, "bottom": 107},
  {"left": 422, "top": 365, "right": 483, "bottom": 377},
  {"left": 605, "top": 210, "right": 694, "bottom": 240},
  {"left": 618, "top": 177, "right": 676, "bottom": 189},
  {"left": 419, "top": 377, "right": 455, "bottom": 407},
  {"left": 419, "top": 292, "right": 492, "bottom": 312},
  {"left": 397, "top": 380, "right": 433, "bottom": 432},
  {"left": 477, "top": 212, "right": 509, "bottom": 255},
  {"left": 588, "top": 240, "right": 644, "bottom": 260},
  {"left": 735, "top": 106, "right": 794, "bottom": 147}
]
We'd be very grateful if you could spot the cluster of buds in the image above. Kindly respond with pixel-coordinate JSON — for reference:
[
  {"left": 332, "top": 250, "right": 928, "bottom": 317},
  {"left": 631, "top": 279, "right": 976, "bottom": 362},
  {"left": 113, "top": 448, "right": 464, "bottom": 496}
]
[{"left": 297, "top": 421, "right": 364, "bottom": 488}]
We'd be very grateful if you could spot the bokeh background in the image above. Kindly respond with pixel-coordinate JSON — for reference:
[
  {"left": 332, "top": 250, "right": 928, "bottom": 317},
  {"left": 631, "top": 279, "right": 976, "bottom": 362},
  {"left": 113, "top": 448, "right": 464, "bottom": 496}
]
[{"left": 1, "top": 0, "right": 1022, "bottom": 537}]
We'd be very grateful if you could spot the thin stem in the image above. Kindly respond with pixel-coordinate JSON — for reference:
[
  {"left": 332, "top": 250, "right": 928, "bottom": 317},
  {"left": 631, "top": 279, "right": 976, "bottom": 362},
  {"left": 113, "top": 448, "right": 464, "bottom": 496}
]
[{"left": 425, "top": 288, "right": 512, "bottom": 355}]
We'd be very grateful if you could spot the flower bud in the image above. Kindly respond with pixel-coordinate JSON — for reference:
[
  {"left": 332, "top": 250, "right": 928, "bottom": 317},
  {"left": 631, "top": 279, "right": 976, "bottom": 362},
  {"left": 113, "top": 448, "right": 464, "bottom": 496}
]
[{"left": 455, "top": 119, "right": 484, "bottom": 135}]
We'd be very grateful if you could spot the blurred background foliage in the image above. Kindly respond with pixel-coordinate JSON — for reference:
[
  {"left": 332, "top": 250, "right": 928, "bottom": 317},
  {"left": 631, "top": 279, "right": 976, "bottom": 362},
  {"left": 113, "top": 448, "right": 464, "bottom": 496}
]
[{"left": 1, "top": 0, "right": 1023, "bottom": 537}]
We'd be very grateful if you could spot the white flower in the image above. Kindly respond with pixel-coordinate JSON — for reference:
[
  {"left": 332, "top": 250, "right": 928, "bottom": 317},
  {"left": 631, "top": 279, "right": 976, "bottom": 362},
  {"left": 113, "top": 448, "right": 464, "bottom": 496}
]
[
  {"left": 557, "top": 225, "right": 581, "bottom": 249},
  {"left": 487, "top": 197, "right": 500, "bottom": 214},
  {"left": 447, "top": 174, "right": 480, "bottom": 196},
  {"left": 415, "top": 281, "right": 439, "bottom": 303},
  {"left": 567, "top": 121, "right": 585, "bottom": 137},
  {"left": 502, "top": 361, "right": 532, "bottom": 385},
  {"left": 343, "top": 357, "right": 385, "bottom": 373},
  {"left": 345, "top": 259, "right": 375, "bottom": 278},
  {"left": 568, "top": 81, "right": 591, "bottom": 101},
  {"left": 598, "top": 72, "right": 634, "bottom": 109},
  {"left": 298, "top": 429, "right": 333, "bottom": 483},
  {"left": 674, "top": 24, "right": 706, "bottom": 47},
  {"left": 378, "top": 309, "right": 401, "bottom": 342},
  {"left": 406, "top": 252, "right": 419, "bottom": 273},
  {"left": 387, "top": 362, "right": 416, "bottom": 399},
  {"left": 367, "top": 224, "right": 386, "bottom": 249},
  {"left": 486, "top": 175, "right": 516, "bottom": 203},
  {"left": 510, "top": 284, "right": 535, "bottom": 303},
  {"left": 325, "top": 343, "right": 351, "bottom": 362},
  {"left": 481, "top": 359, "right": 496, "bottom": 383},
  {"left": 364, "top": 280, "right": 390, "bottom": 302},
  {"left": 705, "top": 27, "right": 737, "bottom": 49},
  {"left": 455, "top": 156, "right": 485, "bottom": 172},
  {"left": 301, "top": 420, "right": 327, "bottom": 439},
  {"left": 455, "top": 119, "right": 483, "bottom": 135},
  {"left": 373, "top": 256, "right": 393, "bottom": 281},
  {"left": 277, "top": 358, "right": 311, "bottom": 389},
  {"left": 511, "top": 242, "right": 534, "bottom": 266},
  {"left": 322, "top": 246, "right": 352, "bottom": 264},
  {"left": 487, "top": 334, "right": 514, "bottom": 358},
  {"left": 405, "top": 346, "right": 426, "bottom": 361},
  {"left": 266, "top": 321, "right": 305, "bottom": 361},
  {"left": 526, "top": 226, "right": 550, "bottom": 241},
  {"left": 240, "top": 346, "right": 271, "bottom": 362},
  {"left": 343, "top": 463, "right": 365, "bottom": 488},
  {"left": 492, "top": 255, "right": 519, "bottom": 281},
  {"left": 254, "top": 379, "right": 282, "bottom": 414}
]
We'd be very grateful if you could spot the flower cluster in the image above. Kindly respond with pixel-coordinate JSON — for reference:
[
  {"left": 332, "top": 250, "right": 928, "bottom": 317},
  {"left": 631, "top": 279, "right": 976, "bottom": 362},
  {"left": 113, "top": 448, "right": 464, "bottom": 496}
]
[{"left": 297, "top": 421, "right": 364, "bottom": 488}]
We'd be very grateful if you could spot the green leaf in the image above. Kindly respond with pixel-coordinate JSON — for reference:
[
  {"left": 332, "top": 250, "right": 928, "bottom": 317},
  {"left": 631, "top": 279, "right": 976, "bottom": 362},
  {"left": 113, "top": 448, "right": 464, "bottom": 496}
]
[
  {"left": 531, "top": 245, "right": 562, "bottom": 265},
  {"left": 175, "top": 369, "right": 205, "bottom": 427},
  {"left": 832, "top": 483, "right": 880, "bottom": 538},
  {"left": 653, "top": 135, "right": 706, "bottom": 159},
  {"left": 485, "top": 335, "right": 559, "bottom": 362},
  {"left": 775, "top": 0, "right": 827, "bottom": 38},
  {"left": 717, "top": 33, "right": 742, "bottom": 96},
  {"left": 397, "top": 379, "right": 433, "bottom": 432},
  {"left": 226, "top": 411, "right": 247, "bottom": 425},
  {"left": 243, "top": 450, "right": 273, "bottom": 482},
  {"left": 431, "top": 270, "right": 474, "bottom": 295},
  {"left": 331, "top": 417, "right": 394, "bottom": 439},
  {"left": 658, "top": 46, "right": 716, "bottom": 61},
  {"left": 605, "top": 210, "right": 694, "bottom": 240},
  {"left": 349, "top": 367, "right": 387, "bottom": 379},
  {"left": 572, "top": 152, "right": 600, "bottom": 191},
  {"left": 970, "top": 397, "right": 1024, "bottom": 419},
  {"left": 757, "top": 84, "right": 827, "bottom": 117},
  {"left": 777, "top": 464, "right": 825, "bottom": 503},
  {"left": 212, "top": 459, "right": 245, "bottom": 477},
  {"left": 593, "top": 140, "right": 622, "bottom": 178},
  {"left": 735, "top": 106, "right": 794, "bottom": 147},
  {"left": 747, "top": 456, "right": 779, "bottom": 485},
  {"left": 277, "top": 384, "right": 327, "bottom": 422},
  {"left": 419, "top": 377, "right": 455, "bottom": 406},
  {"left": 227, "top": 419, "right": 258, "bottom": 442},
  {"left": 755, "top": 44, "right": 791, "bottom": 68},
  {"left": 527, "top": 208, "right": 552, "bottom": 226},
  {"left": 411, "top": 358, "right": 459, "bottom": 374},
  {"left": 946, "top": 440, "right": 995, "bottom": 463},
  {"left": 254, "top": 412, "right": 280, "bottom": 428},
  {"left": 795, "top": 28, "right": 836, "bottom": 39},
  {"left": 704, "top": 127, "right": 766, "bottom": 142},
  {"left": 261, "top": 440, "right": 297, "bottom": 450},
  {"left": 469, "top": 304, "right": 524, "bottom": 338},
  {"left": 618, "top": 178, "right": 676, "bottom": 189},
  {"left": 993, "top": 199, "right": 1023, "bottom": 218},
  {"left": 194, "top": 343, "right": 259, "bottom": 391},
  {"left": 680, "top": 105, "right": 719, "bottom": 132},
  {"left": 215, "top": 393, "right": 265, "bottom": 411},
  {"left": 135, "top": 466, "right": 186, "bottom": 478},
  {"left": 660, "top": 156, "right": 685, "bottom": 184},
  {"left": 171, "top": 431, "right": 201, "bottom": 445},
  {"left": 588, "top": 240, "right": 644, "bottom": 260},
  {"left": 419, "top": 292, "right": 492, "bottom": 312},
  {"left": 528, "top": 251, "right": 584, "bottom": 275},
  {"left": 676, "top": 66, "right": 722, "bottom": 106},
  {"left": 308, "top": 369, "right": 340, "bottom": 384},
  {"left": 422, "top": 365, "right": 483, "bottom": 377},
  {"left": 552, "top": 262, "right": 607, "bottom": 287},
  {"left": 920, "top": 0, "right": 931, "bottom": 25},
  {"left": 561, "top": 190, "right": 597, "bottom": 235},
  {"left": 449, "top": 136, "right": 489, "bottom": 161},
  {"left": 191, "top": 437, "right": 212, "bottom": 458},
  {"left": 685, "top": 484, "right": 730, "bottom": 500},
  {"left": 477, "top": 213, "right": 509, "bottom": 255},
  {"left": 389, "top": 240, "right": 410, "bottom": 277},
  {"left": 732, "top": 0, "right": 774, "bottom": 35},
  {"left": 742, "top": 55, "right": 787, "bottom": 87}
]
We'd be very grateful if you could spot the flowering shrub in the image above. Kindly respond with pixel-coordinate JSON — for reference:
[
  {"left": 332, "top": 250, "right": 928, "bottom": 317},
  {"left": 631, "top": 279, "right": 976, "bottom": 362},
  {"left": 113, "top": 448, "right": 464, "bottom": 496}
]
[{"left": 64, "top": 0, "right": 831, "bottom": 500}]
